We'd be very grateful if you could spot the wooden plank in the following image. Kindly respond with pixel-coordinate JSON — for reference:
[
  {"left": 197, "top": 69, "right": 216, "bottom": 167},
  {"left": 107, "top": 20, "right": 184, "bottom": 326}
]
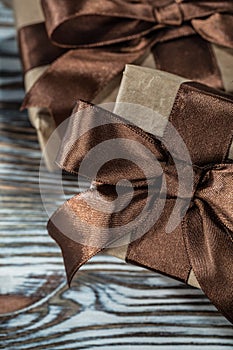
[{"left": 0, "top": 1, "right": 233, "bottom": 348}]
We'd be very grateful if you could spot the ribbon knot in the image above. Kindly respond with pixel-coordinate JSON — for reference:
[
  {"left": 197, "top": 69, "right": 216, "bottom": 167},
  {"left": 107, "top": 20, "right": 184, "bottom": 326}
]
[
  {"left": 154, "top": 2, "right": 183, "bottom": 26},
  {"left": 194, "top": 164, "right": 233, "bottom": 232},
  {"left": 191, "top": 164, "right": 214, "bottom": 198}
]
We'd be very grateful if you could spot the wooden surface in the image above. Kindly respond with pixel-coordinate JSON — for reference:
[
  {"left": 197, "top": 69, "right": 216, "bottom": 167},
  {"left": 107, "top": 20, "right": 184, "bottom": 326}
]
[{"left": 0, "top": 2, "right": 233, "bottom": 348}]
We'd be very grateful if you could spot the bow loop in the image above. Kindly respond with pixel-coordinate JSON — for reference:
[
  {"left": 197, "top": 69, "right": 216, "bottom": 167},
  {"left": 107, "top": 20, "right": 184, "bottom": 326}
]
[
  {"left": 183, "top": 163, "right": 233, "bottom": 323},
  {"left": 56, "top": 101, "right": 166, "bottom": 185},
  {"left": 41, "top": 0, "right": 155, "bottom": 48}
]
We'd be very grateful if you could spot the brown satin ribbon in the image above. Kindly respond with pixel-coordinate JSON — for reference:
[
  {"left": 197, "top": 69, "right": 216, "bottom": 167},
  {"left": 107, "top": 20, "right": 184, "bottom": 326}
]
[
  {"left": 47, "top": 81, "right": 233, "bottom": 324},
  {"left": 20, "top": 0, "right": 233, "bottom": 125}
]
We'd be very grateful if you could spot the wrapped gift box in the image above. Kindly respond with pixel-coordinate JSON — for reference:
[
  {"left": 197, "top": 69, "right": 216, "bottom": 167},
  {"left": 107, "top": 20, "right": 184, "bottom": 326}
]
[
  {"left": 13, "top": 0, "right": 233, "bottom": 169},
  {"left": 47, "top": 66, "right": 233, "bottom": 323}
]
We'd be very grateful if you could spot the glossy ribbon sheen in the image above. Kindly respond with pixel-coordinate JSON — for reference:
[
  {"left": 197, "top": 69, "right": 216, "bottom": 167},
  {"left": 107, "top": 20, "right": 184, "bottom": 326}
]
[
  {"left": 48, "top": 81, "right": 233, "bottom": 324},
  {"left": 21, "top": 0, "right": 233, "bottom": 125}
]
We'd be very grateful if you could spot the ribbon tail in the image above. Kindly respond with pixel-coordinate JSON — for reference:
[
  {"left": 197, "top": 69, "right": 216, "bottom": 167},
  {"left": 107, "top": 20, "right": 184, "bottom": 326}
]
[
  {"left": 183, "top": 205, "right": 233, "bottom": 324},
  {"left": 47, "top": 210, "right": 100, "bottom": 286},
  {"left": 47, "top": 184, "right": 149, "bottom": 285},
  {"left": 47, "top": 191, "right": 104, "bottom": 285},
  {"left": 21, "top": 47, "right": 148, "bottom": 126}
]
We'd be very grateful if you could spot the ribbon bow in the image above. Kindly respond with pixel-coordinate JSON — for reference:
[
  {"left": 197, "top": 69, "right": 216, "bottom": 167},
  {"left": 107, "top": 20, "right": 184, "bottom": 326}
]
[
  {"left": 21, "top": 0, "right": 233, "bottom": 125},
  {"left": 48, "top": 81, "right": 233, "bottom": 324}
]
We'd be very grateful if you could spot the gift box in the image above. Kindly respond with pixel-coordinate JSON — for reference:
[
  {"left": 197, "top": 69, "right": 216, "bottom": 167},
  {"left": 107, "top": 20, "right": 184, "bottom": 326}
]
[
  {"left": 12, "top": 0, "right": 156, "bottom": 169},
  {"left": 47, "top": 66, "right": 233, "bottom": 324},
  {"left": 13, "top": 0, "right": 233, "bottom": 170}
]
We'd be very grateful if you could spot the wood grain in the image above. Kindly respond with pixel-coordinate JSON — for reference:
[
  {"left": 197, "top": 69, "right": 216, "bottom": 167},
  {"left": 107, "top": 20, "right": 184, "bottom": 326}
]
[{"left": 0, "top": 2, "right": 233, "bottom": 348}]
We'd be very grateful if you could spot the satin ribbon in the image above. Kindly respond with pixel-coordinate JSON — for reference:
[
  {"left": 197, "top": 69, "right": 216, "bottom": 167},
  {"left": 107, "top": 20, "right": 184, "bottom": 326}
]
[
  {"left": 47, "top": 81, "right": 233, "bottom": 324},
  {"left": 21, "top": 0, "right": 233, "bottom": 125}
]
